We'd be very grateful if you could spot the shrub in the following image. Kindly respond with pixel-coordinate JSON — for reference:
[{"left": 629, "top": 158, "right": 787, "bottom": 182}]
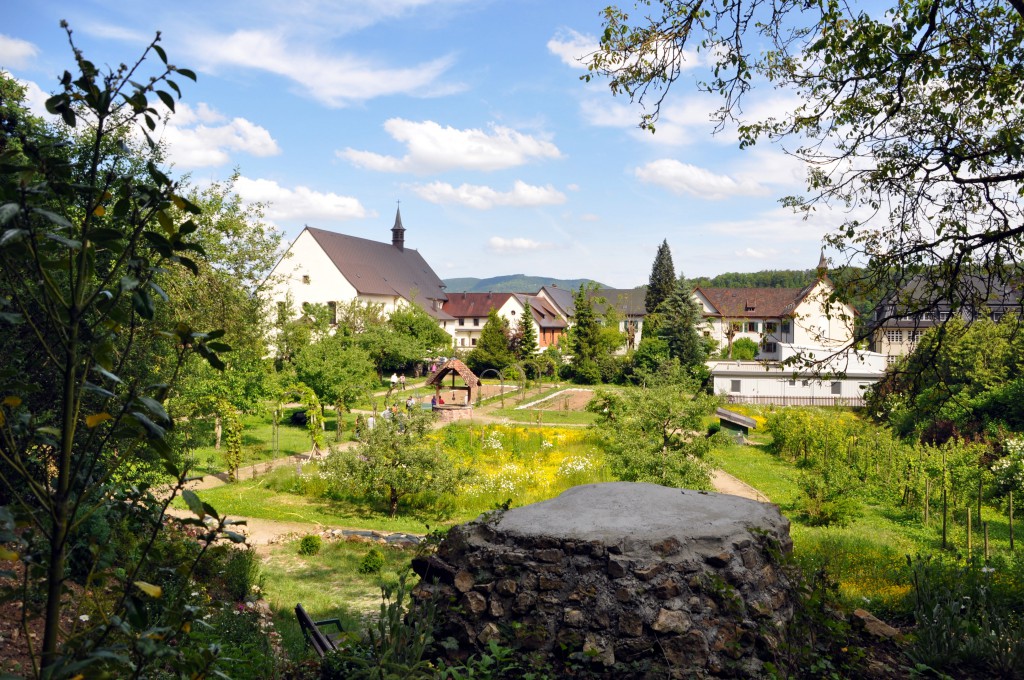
[
  {"left": 358, "top": 547, "right": 386, "bottom": 575},
  {"left": 224, "top": 547, "right": 264, "bottom": 601},
  {"left": 299, "top": 534, "right": 323, "bottom": 556}
]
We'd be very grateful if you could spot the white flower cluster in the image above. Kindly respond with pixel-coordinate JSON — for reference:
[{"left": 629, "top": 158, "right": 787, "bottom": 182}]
[
  {"left": 484, "top": 431, "right": 504, "bottom": 451},
  {"left": 557, "top": 455, "right": 595, "bottom": 476},
  {"left": 993, "top": 438, "right": 1024, "bottom": 492}
]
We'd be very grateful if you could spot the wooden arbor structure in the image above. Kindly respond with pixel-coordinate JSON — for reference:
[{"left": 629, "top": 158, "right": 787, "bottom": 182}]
[{"left": 425, "top": 359, "right": 481, "bottom": 407}]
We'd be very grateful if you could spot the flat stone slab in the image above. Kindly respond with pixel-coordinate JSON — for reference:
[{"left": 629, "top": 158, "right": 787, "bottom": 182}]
[{"left": 491, "top": 482, "right": 788, "bottom": 560}]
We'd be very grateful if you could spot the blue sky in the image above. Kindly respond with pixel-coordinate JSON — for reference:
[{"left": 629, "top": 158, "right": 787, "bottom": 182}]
[{"left": 4, "top": 0, "right": 842, "bottom": 288}]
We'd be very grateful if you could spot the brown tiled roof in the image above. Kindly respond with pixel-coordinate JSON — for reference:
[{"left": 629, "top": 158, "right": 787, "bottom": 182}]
[
  {"left": 515, "top": 294, "right": 567, "bottom": 329},
  {"left": 696, "top": 286, "right": 805, "bottom": 318},
  {"left": 425, "top": 359, "right": 480, "bottom": 388},
  {"left": 441, "top": 292, "right": 514, "bottom": 318},
  {"left": 306, "top": 226, "right": 448, "bottom": 305}
]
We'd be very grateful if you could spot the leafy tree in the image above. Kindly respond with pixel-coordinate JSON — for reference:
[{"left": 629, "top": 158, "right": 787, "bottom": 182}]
[
  {"left": 295, "top": 336, "right": 377, "bottom": 440},
  {"left": 717, "top": 337, "right": 758, "bottom": 361},
  {"left": 587, "top": 371, "right": 720, "bottom": 488},
  {"left": 466, "top": 308, "right": 514, "bottom": 373},
  {"left": 868, "top": 316, "right": 1024, "bottom": 440},
  {"left": 658, "top": 276, "right": 711, "bottom": 368},
  {"left": 588, "top": 0, "right": 1024, "bottom": 342},
  {"left": 510, "top": 301, "right": 539, "bottom": 360},
  {"left": 334, "top": 409, "right": 468, "bottom": 517},
  {"left": 646, "top": 239, "right": 676, "bottom": 314},
  {"left": 344, "top": 301, "right": 449, "bottom": 379},
  {"left": 0, "top": 30, "right": 241, "bottom": 676}
]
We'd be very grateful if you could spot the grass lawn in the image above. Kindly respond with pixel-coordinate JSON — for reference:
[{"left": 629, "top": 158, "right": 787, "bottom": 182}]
[
  {"left": 185, "top": 409, "right": 360, "bottom": 475},
  {"left": 181, "top": 481, "right": 441, "bottom": 534},
  {"left": 261, "top": 537, "right": 417, "bottom": 659},
  {"left": 489, "top": 407, "right": 597, "bottom": 425}
]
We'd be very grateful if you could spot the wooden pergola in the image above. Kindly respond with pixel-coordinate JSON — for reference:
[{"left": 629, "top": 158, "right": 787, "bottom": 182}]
[{"left": 425, "top": 359, "right": 481, "bottom": 407}]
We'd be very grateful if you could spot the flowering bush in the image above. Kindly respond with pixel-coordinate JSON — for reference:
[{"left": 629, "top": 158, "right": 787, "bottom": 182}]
[{"left": 992, "top": 438, "right": 1024, "bottom": 495}]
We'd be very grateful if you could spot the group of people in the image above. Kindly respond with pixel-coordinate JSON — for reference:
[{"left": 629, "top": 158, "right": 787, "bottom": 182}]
[{"left": 389, "top": 372, "right": 407, "bottom": 390}]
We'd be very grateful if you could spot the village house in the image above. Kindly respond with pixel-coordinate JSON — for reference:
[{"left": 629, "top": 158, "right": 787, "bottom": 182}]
[
  {"left": 694, "top": 254, "right": 856, "bottom": 361},
  {"left": 871, "top": 276, "right": 1023, "bottom": 361},
  {"left": 265, "top": 208, "right": 453, "bottom": 328},
  {"left": 441, "top": 291, "right": 566, "bottom": 350},
  {"left": 587, "top": 288, "right": 647, "bottom": 353}
]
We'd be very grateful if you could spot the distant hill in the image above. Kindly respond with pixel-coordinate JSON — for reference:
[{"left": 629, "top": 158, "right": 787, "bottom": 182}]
[{"left": 443, "top": 275, "right": 605, "bottom": 294}]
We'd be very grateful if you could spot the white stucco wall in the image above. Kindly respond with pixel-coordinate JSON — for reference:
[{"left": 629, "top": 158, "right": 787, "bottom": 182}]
[{"left": 266, "top": 229, "right": 359, "bottom": 314}]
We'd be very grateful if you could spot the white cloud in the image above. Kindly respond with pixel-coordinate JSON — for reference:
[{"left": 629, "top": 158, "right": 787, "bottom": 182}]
[
  {"left": 79, "top": 23, "right": 152, "bottom": 44},
  {"left": 149, "top": 102, "right": 280, "bottom": 169},
  {"left": 734, "top": 247, "right": 778, "bottom": 259},
  {"left": 547, "top": 29, "right": 597, "bottom": 69},
  {"left": 488, "top": 236, "right": 553, "bottom": 253},
  {"left": 412, "top": 180, "right": 566, "bottom": 209},
  {"left": 189, "top": 30, "right": 457, "bottom": 107},
  {"left": 11, "top": 78, "right": 52, "bottom": 119},
  {"left": 635, "top": 159, "right": 768, "bottom": 199},
  {"left": 341, "top": 119, "right": 561, "bottom": 173},
  {"left": 233, "top": 176, "right": 369, "bottom": 222},
  {"left": 0, "top": 35, "right": 38, "bottom": 68}
]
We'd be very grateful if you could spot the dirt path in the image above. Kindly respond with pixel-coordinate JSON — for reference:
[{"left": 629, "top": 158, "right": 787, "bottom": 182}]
[
  {"left": 711, "top": 469, "right": 770, "bottom": 503},
  {"left": 165, "top": 507, "right": 321, "bottom": 547}
]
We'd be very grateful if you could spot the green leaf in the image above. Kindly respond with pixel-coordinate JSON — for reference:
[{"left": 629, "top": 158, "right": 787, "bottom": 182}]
[
  {"left": 182, "top": 490, "right": 205, "bottom": 518},
  {"left": 155, "top": 89, "right": 175, "bottom": 112},
  {"left": 224, "top": 531, "right": 246, "bottom": 544},
  {"left": 136, "top": 395, "right": 170, "bottom": 424},
  {"left": 83, "top": 381, "right": 116, "bottom": 398},
  {"left": 130, "top": 411, "right": 165, "bottom": 439},
  {"left": 0, "top": 229, "right": 28, "bottom": 247},
  {"left": 44, "top": 232, "right": 82, "bottom": 250},
  {"left": 153, "top": 44, "right": 168, "bottom": 65},
  {"left": 33, "top": 209, "right": 73, "bottom": 229},
  {"left": 132, "top": 289, "right": 155, "bottom": 319},
  {"left": 0, "top": 204, "right": 19, "bottom": 225},
  {"left": 176, "top": 68, "right": 198, "bottom": 81},
  {"left": 92, "top": 365, "right": 123, "bottom": 384}
]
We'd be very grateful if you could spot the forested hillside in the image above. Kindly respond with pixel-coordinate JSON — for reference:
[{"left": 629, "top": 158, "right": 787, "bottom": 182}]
[{"left": 443, "top": 274, "right": 604, "bottom": 293}]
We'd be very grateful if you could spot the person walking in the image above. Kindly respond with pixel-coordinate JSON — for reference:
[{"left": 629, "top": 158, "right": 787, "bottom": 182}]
[
  {"left": 399, "top": 373, "right": 406, "bottom": 390},
  {"left": 390, "top": 372, "right": 398, "bottom": 389}
]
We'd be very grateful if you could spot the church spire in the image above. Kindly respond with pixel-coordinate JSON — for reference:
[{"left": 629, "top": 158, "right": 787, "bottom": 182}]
[
  {"left": 816, "top": 249, "right": 828, "bottom": 277},
  {"left": 391, "top": 203, "right": 405, "bottom": 251}
]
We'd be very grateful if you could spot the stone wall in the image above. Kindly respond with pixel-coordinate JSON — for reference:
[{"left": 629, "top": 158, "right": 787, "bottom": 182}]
[{"left": 413, "top": 482, "right": 795, "bottom": 678}]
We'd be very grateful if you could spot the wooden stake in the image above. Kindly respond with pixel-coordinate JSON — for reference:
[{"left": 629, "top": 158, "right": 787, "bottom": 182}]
[
  {"left": 1003, "top": 489, "right": 1011, "bottom": 553},
  {"left": 925, "top": 478, "right": 930, "bottom": 525},
  {"left": 984, "top": 522, "right": 989, "bottom": 561},
  {"left": 942, "top": 450, "right": 948, "bottom": 550},
  {"left": 967, "top": 507, "right": 973, "bottom": 559}
]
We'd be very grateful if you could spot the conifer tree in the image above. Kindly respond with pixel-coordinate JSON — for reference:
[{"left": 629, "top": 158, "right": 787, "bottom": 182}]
[
  {"left": 466, "top": 308, "right": 514, "bottom": 372},
  {"left": 513, "top": 301, "right": 539, "bottom": 359},
  {"left": 658, "top": 275, "right": 711, "bottom": 368},
  {"left": 646, "top": 239, "right": 676, "bottom": 314}
]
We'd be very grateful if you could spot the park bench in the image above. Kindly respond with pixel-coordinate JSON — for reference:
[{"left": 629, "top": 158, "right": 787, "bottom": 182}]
[{"left": 294, "top": 603, "right": 343, "bottom": 657}]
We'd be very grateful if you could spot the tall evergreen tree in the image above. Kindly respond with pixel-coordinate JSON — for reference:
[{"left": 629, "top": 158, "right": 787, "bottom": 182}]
[
  {"left": 646, "top": 239, "right": 676, "bottom": 313},
  {"left": 466, "top": 308, "right": 514, "bottom": 373},
  {"left": 568, "top": 285, "right": 603, "bottom": 383},
  {"left": 512, "top": 301, "right": 539, "bottom": 360},
  {"left": 658, "top": 276, "right": 711, "bottom": 368}
]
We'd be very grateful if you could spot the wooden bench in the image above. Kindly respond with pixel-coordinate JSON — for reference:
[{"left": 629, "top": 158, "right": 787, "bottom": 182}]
[{"left": 294, "top": 603, "right": 344, "bottom": 657}]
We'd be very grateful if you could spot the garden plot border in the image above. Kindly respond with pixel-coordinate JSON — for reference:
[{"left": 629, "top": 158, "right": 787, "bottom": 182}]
[{"left": 516, "top": 388, "right": 592, "bottom": 410}]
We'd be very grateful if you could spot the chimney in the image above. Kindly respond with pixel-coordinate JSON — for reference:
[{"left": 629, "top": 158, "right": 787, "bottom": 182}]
[{"left": 391, "top": 205, "right": 406, "bottom": 251}]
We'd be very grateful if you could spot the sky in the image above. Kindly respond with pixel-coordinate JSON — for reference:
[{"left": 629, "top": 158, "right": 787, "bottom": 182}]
[{"left": 3, "top": 0, "right": 843, "bottom": 288}]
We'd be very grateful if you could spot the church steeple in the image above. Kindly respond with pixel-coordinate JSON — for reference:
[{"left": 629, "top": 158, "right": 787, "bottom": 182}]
[
  {"left": 817, "top": 249, "right": 828, "bottom": 276},
  {"left": 391, "top": 204, "right": 405, "bottom": 251}
]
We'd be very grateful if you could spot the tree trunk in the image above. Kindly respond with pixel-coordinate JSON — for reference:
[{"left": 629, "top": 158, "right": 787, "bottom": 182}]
[
  {"left": 214, "top": 414, "right": 223, "bottom": 450},
  {"left": 390, "top": 486, "right": 399, "bottom": 517}
]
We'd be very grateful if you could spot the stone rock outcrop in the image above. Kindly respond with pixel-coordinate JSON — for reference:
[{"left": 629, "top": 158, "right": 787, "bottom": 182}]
[{"left": 414, "top": 482, "right": 795, "bottom": 678}]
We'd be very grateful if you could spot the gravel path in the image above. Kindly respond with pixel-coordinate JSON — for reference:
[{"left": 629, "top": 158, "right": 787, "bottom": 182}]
[{"left": 710, "top": 469, "right": 770, "bottom": 503}]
